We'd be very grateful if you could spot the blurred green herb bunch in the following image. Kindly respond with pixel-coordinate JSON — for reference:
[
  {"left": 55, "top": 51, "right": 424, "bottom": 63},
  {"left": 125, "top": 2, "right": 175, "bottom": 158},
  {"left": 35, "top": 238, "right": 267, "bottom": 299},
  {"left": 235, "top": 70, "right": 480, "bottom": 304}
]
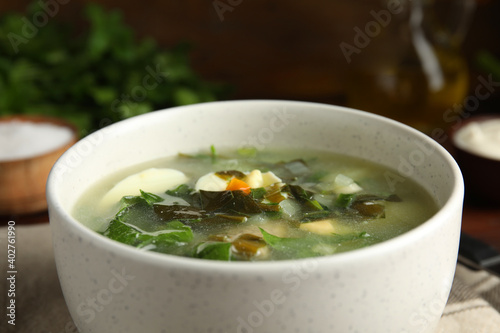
[{"left": 0, "top": 2, "right": 226, "bottom": 136}]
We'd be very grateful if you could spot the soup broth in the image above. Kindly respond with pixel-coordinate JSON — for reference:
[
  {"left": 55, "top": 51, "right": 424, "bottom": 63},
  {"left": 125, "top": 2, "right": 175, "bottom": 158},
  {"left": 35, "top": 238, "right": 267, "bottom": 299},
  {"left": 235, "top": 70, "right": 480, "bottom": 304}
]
[{"left": 74, "top": 148, "right": 438, "bottom": 261}]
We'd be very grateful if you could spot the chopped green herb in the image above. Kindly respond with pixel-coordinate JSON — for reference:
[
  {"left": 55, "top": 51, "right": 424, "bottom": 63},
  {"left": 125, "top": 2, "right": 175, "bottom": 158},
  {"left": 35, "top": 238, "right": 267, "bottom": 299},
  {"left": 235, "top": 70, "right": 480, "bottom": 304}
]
[
  {"left": 237, "top": 146, "right": 258, "bottom": 157},
  {"left": 153, "top": 204, "right": 206, "bottom": 221},
  {"left": 139, "top": 190, "right": 164, "bottom": 206},
  {"left": 260, "top": 228, "right": 318, "bottom": 258},
  {"left": 302, "top": 210, "right": 333, "bottom": 221},
  {"left": 251, "top": 187, "right": 267, "bottom": 200},
  {"left": 305, "top": 199, "right": 324, "bottom": 211},
  {"left": 166, "top": 184, "right": 192, "bottom": 197},
  {"left": 194, "top": 242, "right": 232, "bottom": 261},
  {"left": 336, "top": 193, "right": 356, "bottom": 208},
  {"left": 210, "top": 145, "right": 217, "bottom": 163},
  {"left": 120, "top": 190, "right": 163, "bottom": 208}
]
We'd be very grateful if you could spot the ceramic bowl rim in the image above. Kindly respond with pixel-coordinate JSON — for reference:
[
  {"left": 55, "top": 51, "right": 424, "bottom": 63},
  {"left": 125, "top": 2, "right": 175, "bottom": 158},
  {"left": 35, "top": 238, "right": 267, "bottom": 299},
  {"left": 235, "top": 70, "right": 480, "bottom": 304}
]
[{"left": 47, "top": 99, "right": 464, "bottom": 273}]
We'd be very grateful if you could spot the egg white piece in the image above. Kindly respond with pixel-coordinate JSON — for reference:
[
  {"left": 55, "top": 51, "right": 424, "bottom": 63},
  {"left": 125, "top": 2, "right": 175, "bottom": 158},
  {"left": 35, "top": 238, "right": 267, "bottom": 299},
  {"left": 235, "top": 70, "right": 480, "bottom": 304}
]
[
  {"left": 99, "top": 168, "right": 188, "bottom": 210},
  {"left": 195, "top": 172, "right": 228, "bottom": 192}
]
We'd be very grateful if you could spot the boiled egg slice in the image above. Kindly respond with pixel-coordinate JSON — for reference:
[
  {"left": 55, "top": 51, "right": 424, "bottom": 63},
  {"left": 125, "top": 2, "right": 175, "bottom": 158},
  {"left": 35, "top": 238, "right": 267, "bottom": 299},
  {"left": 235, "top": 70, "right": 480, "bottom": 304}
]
[
  {"left": 99, "top": 168, "right": 188, "bottom": 210},
  {"left": 195, "top": 172, "right": 228, "bottom": 192},
  {"left": 195, "top": 170, "right": 282, "bottom": 192}
]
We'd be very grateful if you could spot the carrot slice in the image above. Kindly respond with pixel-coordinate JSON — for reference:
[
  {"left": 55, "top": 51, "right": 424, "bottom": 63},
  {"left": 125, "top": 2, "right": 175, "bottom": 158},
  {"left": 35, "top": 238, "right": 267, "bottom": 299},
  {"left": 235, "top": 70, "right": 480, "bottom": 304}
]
[{"left": 226, "top": 177, "right": 251, "bottom": 195}]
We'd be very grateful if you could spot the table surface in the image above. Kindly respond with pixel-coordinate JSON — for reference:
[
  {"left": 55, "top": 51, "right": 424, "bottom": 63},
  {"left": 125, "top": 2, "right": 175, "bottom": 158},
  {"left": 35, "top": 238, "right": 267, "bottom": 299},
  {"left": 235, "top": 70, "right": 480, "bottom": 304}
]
[{"left": 461, "top": 199, "right": 500, "bottom": 251}]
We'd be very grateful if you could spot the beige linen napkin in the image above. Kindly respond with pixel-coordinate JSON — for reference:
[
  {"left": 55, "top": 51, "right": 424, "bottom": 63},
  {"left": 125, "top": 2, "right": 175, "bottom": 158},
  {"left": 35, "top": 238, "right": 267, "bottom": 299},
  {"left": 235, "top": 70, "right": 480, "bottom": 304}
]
[
  {"left": 2, "top": 223, "right": 500, "bottom": 333},
  {"left": 0, "top": 224, "right": 74, "bottom": 333},
  {"left": 436, "top": 265, "right": 500, "bottom": 332}
]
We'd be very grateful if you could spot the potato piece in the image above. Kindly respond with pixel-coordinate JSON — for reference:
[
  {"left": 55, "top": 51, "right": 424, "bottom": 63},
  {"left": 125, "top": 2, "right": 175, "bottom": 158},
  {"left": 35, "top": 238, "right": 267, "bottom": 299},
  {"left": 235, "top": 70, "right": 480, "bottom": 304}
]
[
  {"left": 244, "top": 170, "right": 282, "bottom": 188},
  {"left": 332, "top": 174, "right": 362, "bottom": 194},
  {"left": 299, "top": 220, "right": 335, "bottom": 235},
  {"left": 261, "top": 171, "right": 282, "bottom": 187},
  {"left": 244, "top": 169, "right": 263, "bottom": 188}
]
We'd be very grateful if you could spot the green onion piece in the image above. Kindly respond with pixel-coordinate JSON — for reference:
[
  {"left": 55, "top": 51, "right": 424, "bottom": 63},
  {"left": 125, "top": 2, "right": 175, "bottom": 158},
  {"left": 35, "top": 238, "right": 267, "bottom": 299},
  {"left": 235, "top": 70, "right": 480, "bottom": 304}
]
[
  {"left": 336, "top": 193, "right": 356, "bottom": 208},
  {"left": 237, "top": 146, "right": 257, "bottom": 157},
  {"left": 210, "top": 145, "right": 217, "bottom": 163},
  {"left": 302, "top": 210, "right": 332, "bottom": 221},
  {"left": 305, "top": 199, "right": 324, "bottom": 211}
]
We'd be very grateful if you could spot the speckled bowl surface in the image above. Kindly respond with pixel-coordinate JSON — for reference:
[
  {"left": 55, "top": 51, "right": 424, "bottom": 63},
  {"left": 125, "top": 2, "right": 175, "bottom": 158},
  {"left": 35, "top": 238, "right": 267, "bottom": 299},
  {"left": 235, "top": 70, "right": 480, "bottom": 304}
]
[{"left": 47, "top": 100, "right": 464, "bottom": 333}]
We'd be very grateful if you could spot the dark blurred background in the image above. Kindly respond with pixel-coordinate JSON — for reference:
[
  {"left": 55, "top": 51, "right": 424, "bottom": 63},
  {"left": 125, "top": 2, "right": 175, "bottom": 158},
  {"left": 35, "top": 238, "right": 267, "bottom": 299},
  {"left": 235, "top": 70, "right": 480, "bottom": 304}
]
[{"left": 1, "top": 0, "right": 499, "bottom": 133}]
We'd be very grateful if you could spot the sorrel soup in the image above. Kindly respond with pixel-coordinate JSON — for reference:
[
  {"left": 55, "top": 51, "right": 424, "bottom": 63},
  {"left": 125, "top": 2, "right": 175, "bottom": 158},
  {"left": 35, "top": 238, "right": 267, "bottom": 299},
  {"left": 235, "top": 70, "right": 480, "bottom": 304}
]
[{"left": 73, "top": 147, "right": 437, "bottom": 261}]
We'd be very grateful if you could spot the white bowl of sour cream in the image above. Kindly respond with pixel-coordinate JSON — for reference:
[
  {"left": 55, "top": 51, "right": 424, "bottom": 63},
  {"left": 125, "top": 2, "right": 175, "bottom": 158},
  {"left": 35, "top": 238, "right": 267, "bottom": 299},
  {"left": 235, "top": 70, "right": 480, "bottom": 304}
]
[{"left": 452, "top": 115, "right": 500, "bottom": 204}]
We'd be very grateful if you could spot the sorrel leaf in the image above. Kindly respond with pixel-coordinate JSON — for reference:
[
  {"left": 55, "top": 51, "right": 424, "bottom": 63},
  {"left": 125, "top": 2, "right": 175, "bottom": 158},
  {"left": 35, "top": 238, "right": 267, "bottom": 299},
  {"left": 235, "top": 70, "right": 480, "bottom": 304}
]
[
  {"left": 260, "top": 228, "right": 371, "bottom": 259},
  {"left": 194, "top": 241, "right": 232, "bottom": 261},
  {"left": 103, "top": 199, "right": 193, "bottom": 253}
]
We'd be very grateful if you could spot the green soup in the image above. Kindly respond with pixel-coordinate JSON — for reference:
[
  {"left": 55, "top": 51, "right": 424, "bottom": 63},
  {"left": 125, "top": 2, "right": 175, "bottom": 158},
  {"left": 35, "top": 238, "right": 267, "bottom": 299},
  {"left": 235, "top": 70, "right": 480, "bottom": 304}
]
[{"left": 73, "top": 147, "right": 438, "bottom": 261}]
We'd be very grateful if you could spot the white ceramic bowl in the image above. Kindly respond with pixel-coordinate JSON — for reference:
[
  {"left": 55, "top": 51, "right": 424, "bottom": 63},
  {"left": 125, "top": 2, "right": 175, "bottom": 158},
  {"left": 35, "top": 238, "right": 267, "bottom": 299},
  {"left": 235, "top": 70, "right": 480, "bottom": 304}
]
[{"left": 47, "top": 100, "right": 464, "bottom": 333}]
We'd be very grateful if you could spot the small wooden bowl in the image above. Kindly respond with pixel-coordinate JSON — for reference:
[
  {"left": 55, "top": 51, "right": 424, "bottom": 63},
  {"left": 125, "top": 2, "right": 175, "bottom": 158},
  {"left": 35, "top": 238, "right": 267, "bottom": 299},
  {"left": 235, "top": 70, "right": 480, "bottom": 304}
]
[{"left": 0, "top": 115, "right": 78, "bottom": 215}]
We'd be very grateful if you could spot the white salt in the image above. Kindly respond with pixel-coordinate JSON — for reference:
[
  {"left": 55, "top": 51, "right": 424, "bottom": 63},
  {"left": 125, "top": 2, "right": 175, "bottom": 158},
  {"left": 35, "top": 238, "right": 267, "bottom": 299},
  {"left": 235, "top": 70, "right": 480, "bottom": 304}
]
[{"left": 0, "top": 120, "right": 74, "bottom": 161}]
